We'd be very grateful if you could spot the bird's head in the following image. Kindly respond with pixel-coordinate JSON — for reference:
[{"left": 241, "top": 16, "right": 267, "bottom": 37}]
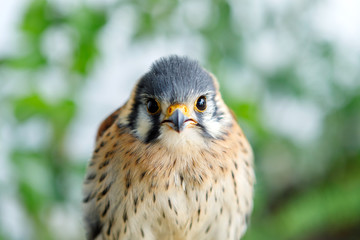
[{"left": 118, "top": 56, "right": 233, "bottom": 150}]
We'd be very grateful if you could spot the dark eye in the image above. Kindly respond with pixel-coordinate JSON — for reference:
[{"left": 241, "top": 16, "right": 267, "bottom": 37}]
[
  {"left": 147, "top": 99, "right": 160, "bottom": 114},
  {"left": 195, "top": 96, "right": 207, "bottom": 112}
]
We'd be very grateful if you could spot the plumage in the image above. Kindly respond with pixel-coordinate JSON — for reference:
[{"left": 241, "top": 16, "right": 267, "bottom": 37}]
[{"left": 83, "top": 55, "right": 255, "bottom": 240}]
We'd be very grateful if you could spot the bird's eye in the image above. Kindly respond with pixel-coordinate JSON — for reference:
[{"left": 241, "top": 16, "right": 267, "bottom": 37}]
[
  {"left": 195, "top": 96, "right": 207, "bottom": 112},
  {"left": 147, "top": 99, "right": 160, "bottom": 115}
]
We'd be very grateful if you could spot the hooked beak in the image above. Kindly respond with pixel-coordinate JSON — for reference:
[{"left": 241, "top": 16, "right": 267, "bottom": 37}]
[{"left": 162, "top": 104, "right": 195, "bottom": 132}]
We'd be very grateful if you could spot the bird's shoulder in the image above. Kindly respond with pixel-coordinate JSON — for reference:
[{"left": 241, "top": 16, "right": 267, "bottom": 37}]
[{"left": 83, "top": 106, "right": 131, "bottom": 240}]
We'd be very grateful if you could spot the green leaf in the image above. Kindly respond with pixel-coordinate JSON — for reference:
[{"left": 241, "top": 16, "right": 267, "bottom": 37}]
[
  {"left": 67, "top": 7, "right": 107, "bottom": 74},
  {"left": 13, "top": 94, "right": 50, "bottom": 122},
  {"left": 21, "top": 0, "right": 50, "bottom": 36}
]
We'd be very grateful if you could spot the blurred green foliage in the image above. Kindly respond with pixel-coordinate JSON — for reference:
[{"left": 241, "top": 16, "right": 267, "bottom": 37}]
[{"left": 0, "top": 0, "right": 359, "bottom": 239}]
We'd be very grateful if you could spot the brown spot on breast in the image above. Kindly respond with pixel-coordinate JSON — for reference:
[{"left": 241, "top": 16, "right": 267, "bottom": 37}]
[
  {"left": 123, "top": 161, "right": 130, "bottom": 170},
  {"left": 97, "top": 183, "right": 112, "bottom": 200},
  {"left": 205, "top": 224, "right": 211, "bottom": 233},
  {"left": 140, "top": 171, "right": 146, "bottom": 181},
  {"left": 83, "top": 192, "right": 94, "bottom": 203},
  {"left": 233, "top": 161, "right": 238, "bottom": 170},
  {"left": 86, "top": 173, "right": 96, "bottom": 181},
  {"left": 140, "top": 228, "right": 144, "bottom": 238},
  {"left": 99, "top": 159, "right": 110, "bottom": 169},
  {"left": 123, "top": 209, "right": 128, "bottom": 222},
  {"left": 168, "top": 198, "right": 172, "bottom": 209},
  {"left": 126, "top": 177, "right": 131, "bottom": 188},
  {"left": 106, "top": 218, "right": 113, "bottom": 236},
  {"left": 134, "top": 196, "right": 138, "bottom": 207},
  {"left": 105, "top": 151, "right": 114, "bottom": 158},
  {"left": 102, "top": 201, "right": 110, "bottom": 217},
  {"left": 99, "top": 172, "right": 107, "bottom": 183}
]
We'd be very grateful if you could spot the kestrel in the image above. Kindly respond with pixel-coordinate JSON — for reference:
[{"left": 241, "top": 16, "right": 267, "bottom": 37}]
[{"left": 83, "top": 56, "right": 255, "bottom": 240}]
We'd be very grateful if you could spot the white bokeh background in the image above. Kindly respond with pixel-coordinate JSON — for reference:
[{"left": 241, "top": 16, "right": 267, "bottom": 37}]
[{"left": 1, "top": 0, "right": 360, "bottom": 239}]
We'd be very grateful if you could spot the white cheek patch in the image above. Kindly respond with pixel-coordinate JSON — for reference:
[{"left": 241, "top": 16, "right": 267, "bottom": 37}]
[
  {"left": 200, "top": 99, "right": 232, "bottom": 139},
  {"left": 135, "top": 109, "right": 152, "bottom": 141},
  {"left": 204, "top": 118, "right": 223, "bottom": 137}
]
